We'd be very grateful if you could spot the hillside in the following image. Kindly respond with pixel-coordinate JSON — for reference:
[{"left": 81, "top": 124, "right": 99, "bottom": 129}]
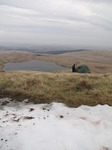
[
  {"left": 0, "top": 50, "right": 112, "bottom": 73},
  {"left": 0, "top": 71, "right": 112, "bottom": 107}
]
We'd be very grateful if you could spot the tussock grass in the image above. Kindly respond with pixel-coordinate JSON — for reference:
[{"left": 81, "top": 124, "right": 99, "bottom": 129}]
[{"left": 0, "top": 71, "right": 112, "bottom": 107}]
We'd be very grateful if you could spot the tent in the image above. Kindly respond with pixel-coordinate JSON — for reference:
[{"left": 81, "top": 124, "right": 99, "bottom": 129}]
[{"left": 76, "top": 64, "right": 90, "bottom": 73}]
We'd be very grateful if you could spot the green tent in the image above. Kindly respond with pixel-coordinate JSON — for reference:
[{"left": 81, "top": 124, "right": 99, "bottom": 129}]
[{"left": 76, "top": 64, "right": 90, "bottom": 73}]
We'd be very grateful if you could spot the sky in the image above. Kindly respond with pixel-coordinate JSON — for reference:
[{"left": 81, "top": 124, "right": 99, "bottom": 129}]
[{"left": 0, "top": 0, "right": 112, "bottom": 49}]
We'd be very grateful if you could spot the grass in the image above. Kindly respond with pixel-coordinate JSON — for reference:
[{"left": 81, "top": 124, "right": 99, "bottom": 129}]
[
  {"left": 0, "top": 50, "right": 112, "bottom": 73},
  {"left": 0, "top": 71, "right": 112, "bottom": 107}
]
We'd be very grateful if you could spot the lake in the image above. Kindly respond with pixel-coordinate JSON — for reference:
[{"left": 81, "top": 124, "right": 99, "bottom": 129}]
[{"left": 3, "top": 60, "right": 70, "bottom": 72}]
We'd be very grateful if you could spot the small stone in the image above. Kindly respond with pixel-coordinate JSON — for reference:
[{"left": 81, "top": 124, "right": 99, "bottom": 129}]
[
  {"left": 60, "top": 115, "right": 64, "bottom": 118},
  {"left": 24, "top": 116, "right": 34, "bottom": 120},
  {"left": 13, "top": 118, "right": 20, "bottom": 122},
  {"left": 29, "top": 108, "right": 34, "bottom": 112}
]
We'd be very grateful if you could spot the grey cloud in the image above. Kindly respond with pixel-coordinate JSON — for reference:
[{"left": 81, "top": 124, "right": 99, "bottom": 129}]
[
  {"left": 69, "top": 0, "right": 112, "bottom": 3},
  {"left": 0, "top": 0, "right": 112, "bottom": 48}
]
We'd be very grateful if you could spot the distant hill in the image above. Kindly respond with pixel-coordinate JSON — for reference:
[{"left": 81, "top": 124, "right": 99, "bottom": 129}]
[{"left": 36, "top": 49, "right": 88, "bottom": 54}]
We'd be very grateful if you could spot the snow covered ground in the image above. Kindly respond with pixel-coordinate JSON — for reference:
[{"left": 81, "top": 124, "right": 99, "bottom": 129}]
[{"left": 0, "top": 98, "right": 112, "bottom": 150}]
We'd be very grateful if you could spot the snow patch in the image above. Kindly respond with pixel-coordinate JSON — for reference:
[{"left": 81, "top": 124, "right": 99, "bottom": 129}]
[{"left": 0, "top": 98, "right": 112, "bottom": 150}]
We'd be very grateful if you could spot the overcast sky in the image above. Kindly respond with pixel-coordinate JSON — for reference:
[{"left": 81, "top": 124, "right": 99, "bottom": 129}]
[{"left": 0, "top": 0, "right": 112, "bottom": 49}]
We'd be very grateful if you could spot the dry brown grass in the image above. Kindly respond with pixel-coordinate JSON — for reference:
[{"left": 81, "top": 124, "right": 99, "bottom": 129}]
[
  {"left": 34, "top": 50, "right": 112, "bottom": 73},
  {"left": 0, "top": 71, "right": 112, "bottom": 107},
  {"left": 0, "top": 50, "right": 112, "bottom": 73}
]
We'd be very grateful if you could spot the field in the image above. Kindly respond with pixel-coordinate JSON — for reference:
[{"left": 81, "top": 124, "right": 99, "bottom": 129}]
[
  {"left": 0, "top": 50, "right": 112, "bottom": 73},
  {"left": 0, "top": 71, "right": 112, "bottom": 107},
  {"left": 0, "top": 50, "right": 112, "bottom": 107},
  {"left": 35, "top": 50, "right": 112, "bottom": 73}
]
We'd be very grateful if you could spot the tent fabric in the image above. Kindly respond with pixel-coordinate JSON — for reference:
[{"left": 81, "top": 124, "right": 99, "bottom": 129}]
[{"left": 76, "top": 64, "right": 90, "bottom": 73}]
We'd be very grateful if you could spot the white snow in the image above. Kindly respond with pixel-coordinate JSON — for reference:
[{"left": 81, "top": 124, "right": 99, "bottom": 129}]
[{"left": 0, "top": 98, "right": 112, "bottom": 150}]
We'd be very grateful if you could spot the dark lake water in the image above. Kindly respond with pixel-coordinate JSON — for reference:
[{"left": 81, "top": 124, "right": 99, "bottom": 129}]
[{"left": 3, "top": 60, "right": 70, "bottom": 72}]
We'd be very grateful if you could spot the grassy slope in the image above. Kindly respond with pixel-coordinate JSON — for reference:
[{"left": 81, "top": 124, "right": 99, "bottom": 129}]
[{"left": 0, "top": 71, "right": 112, "bottom": 107}]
